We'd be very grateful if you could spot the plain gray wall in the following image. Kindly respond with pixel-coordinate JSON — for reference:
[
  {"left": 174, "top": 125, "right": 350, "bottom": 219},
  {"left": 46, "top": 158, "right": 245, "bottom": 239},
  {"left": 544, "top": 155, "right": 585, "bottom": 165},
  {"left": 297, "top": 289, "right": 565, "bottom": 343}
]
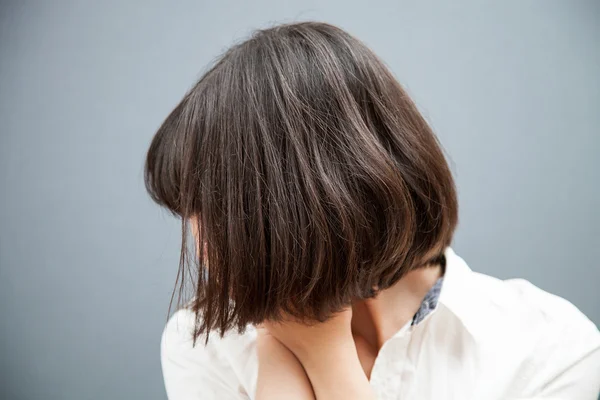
[{"left": 1, "top": 1, "right": 598, "bottom": 399}]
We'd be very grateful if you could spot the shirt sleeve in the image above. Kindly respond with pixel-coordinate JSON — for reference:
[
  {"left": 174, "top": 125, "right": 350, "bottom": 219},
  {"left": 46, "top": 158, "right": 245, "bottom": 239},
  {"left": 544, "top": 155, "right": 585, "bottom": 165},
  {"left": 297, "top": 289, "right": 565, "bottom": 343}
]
[
  {"left": 161, "top": 309, "right": 245, "bottom": 400},
  {"left": 527, "top": 326, "right": 600, "bottom": 399},
  {"left": 509, "top": 280, "right": 600, "bottom": 399},
  {"left": 520, "top": 346, "right": 599, "bottom": 400}
]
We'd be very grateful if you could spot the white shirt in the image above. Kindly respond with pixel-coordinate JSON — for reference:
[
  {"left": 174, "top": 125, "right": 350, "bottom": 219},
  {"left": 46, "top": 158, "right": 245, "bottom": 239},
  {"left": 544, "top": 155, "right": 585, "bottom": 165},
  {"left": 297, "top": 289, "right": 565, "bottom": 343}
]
[{"left": 161, "top": 248, "right": 600, "bottom": 399}]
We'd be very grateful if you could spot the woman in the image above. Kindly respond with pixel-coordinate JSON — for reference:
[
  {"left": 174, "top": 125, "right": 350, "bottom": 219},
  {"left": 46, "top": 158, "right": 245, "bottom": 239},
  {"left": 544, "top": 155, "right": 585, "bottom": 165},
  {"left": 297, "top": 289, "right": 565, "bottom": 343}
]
[{"left": 145, "top": 22, "right": 600, "bottom": 399}]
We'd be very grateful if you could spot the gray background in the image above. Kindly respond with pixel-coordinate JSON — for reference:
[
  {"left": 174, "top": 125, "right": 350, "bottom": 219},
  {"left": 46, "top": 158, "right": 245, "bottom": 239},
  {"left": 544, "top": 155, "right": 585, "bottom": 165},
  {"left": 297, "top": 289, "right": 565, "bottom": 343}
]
[{"left": 1, "top": 1, "right": 598, "bottom": 399}]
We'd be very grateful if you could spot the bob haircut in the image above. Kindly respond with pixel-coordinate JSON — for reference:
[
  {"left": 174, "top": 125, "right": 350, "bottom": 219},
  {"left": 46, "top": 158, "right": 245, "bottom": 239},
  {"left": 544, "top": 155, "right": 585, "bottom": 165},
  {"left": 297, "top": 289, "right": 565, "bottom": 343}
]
[{"left": 145, "top": 21, "right": 458, "bottom": 341}]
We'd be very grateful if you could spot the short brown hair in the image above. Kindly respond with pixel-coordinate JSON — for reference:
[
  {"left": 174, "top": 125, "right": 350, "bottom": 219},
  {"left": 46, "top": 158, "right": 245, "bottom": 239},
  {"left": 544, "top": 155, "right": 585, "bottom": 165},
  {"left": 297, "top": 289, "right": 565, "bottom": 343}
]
[{"left": 145, "top": 22, "right": 458, "bottom": 341}]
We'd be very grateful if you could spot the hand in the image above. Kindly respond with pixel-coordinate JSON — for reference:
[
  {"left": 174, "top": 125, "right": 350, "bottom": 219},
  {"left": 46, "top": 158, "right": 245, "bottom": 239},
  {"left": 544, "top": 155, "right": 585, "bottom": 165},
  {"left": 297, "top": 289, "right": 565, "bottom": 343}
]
[{"left": 261, "top": 308, "right": 355, "bottom": 368}]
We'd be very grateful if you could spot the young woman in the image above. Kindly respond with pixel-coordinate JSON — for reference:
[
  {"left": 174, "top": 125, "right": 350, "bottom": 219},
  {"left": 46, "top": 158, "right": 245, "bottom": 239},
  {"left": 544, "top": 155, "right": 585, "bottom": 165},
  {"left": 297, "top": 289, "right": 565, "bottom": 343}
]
[{"left": 145, "top": 22, "right": 600, "bottom": 399}]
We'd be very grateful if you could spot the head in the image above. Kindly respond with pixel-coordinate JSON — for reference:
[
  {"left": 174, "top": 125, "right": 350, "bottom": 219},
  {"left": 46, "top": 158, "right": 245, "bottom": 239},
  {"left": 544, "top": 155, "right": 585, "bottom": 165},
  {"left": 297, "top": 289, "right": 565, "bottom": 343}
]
[{"left": 145, "top": 22, "right": 458, "bottom": 341}]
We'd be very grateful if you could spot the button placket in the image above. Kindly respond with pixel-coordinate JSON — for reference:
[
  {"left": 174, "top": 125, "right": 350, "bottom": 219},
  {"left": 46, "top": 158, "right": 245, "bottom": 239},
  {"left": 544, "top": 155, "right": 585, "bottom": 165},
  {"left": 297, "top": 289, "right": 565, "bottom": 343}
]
[{"left": 370, "top": 333, "right": 413, "bottom": 399}]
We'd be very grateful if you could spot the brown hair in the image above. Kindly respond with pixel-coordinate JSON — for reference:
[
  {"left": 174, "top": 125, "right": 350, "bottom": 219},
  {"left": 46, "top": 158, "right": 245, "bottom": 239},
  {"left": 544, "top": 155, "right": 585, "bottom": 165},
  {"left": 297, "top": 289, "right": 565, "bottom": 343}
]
[{"left": 145, "top": 22, "right": 458, "bottom": 341}]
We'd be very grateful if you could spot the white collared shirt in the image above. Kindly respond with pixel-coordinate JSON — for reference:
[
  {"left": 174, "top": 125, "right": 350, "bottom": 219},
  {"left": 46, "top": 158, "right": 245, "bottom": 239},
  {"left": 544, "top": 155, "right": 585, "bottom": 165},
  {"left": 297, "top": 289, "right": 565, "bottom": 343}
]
[{"left": 161, "top": 248, "right": 600, "bottom": 399}]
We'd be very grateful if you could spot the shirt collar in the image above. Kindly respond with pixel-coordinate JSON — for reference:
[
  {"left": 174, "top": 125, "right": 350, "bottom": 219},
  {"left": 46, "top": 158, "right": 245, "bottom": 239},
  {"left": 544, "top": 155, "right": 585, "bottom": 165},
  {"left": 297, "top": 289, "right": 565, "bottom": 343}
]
[
  {"left": 435, "top": 247, "right": 481, "bottom": 337},
  {"left": 438, "top": 247, "right": 473, "bottom": 308}
]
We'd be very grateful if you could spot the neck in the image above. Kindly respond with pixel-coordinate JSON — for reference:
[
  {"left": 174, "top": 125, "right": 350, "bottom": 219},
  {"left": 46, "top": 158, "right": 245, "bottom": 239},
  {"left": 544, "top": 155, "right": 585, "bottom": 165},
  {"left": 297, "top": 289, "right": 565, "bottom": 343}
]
[{"left": 351, "top": 264, "right": 443, "bottom": 350}]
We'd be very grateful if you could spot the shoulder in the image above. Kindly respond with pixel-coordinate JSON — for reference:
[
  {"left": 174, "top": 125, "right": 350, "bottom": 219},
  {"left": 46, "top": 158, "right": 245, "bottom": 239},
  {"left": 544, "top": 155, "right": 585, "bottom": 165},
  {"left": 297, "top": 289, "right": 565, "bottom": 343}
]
[
  {"left": 440, "top": 250, "right": 600, "bottom": 396},
  {"left": 466, "top": 272, "right": 599, "bottom": 343},
  {"left": 442, "top": 249, "right": 599, "bottom": 344},
  {"left": 475, "top": 275, "right": 600, "bottom": 396},
  {"left": 161, "top": 308, "right": 259, "bottom": 400}
]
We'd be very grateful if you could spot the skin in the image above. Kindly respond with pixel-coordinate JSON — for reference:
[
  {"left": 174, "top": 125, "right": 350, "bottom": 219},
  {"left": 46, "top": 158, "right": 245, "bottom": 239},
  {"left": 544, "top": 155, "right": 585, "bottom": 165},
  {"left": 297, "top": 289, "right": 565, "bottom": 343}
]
[
  {"left": 255, "top": 328, "right": 316, "bottom": 399},
  {"left": 259, "top": 307, "right": 373, "bottom": 399},
  {"left": 256, "top": 265, "right": 443, "bottom": 399},
  {"left": 190, "top": 218, "right": 442, "bottom": 399}
]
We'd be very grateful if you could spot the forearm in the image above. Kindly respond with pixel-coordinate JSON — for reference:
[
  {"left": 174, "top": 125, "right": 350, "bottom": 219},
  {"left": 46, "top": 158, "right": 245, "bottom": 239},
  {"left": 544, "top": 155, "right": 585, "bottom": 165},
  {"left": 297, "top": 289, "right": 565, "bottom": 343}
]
[
  {"left": 260, "top": 309, "right": 375, "bottom": 399},
  {"left": 300, "top": 343, "right": 376, "bottom": 400},
  {"left": 256, "top": 333, "right": 315, "bottom": 400}
]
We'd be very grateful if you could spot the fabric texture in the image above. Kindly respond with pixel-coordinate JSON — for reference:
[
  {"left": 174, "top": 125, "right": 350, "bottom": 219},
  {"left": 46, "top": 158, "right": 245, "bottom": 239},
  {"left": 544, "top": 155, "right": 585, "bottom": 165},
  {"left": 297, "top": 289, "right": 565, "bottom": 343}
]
[
  {"left": 161, "top": 248, "right": 600, "bottom": 400},
  {"left": 412, "top": 276, "right": 444, "bottom": 326}
]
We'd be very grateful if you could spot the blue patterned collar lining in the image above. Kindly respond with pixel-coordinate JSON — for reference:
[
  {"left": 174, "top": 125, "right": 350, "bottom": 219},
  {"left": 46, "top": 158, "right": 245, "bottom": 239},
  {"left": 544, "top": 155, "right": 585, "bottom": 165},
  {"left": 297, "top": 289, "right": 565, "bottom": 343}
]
[{"left": 411, "top": 276, "right": 444, "bottom": 325}]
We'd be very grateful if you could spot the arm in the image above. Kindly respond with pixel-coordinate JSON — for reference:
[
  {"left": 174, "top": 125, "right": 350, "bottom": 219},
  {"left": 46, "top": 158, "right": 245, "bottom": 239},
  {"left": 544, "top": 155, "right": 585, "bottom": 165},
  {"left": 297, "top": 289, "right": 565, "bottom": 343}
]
[
  {"left": 523, "top": 328, "right": 600, "bottom": 399},
  {"left": 511, "top": 280, "right": 600, "bottom": 399},
  {"left": 533, "top": 346, "right": 600, "bottom": 400},
  {"left": 299, "top": 340, "right": 374, "bottom": 400},
  {"left": 255, "top": 329, "right": 315, "bottom": 400},
  {"left": 263, "top": 308, "right": 376, "bottom": 400}
]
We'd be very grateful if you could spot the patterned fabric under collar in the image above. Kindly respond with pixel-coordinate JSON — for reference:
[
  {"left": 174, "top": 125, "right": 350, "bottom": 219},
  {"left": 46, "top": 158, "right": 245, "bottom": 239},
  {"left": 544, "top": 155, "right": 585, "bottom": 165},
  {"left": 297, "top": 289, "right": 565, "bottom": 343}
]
[
  {"left": 411, "top": 254, "right": 446, "bottom": 326},
  {"left": 411, "top": 276, "right": 444, "bottom": 325}
]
